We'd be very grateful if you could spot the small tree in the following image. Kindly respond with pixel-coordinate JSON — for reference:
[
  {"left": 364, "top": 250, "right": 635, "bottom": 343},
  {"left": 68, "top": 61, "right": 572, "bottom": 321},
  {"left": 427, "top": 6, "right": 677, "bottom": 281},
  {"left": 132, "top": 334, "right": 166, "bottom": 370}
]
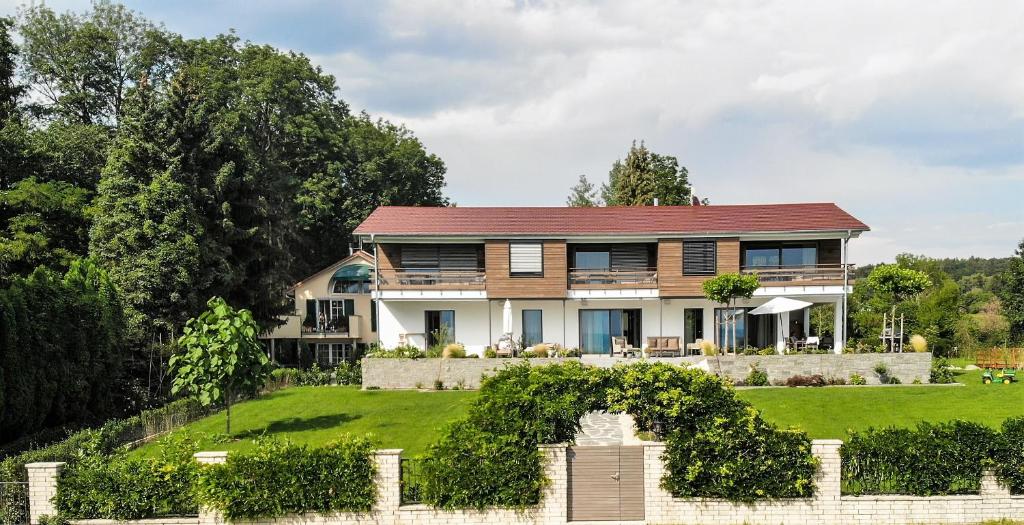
[
  {"left": 170, "top": 296, "right": 271, "bottom": 434},
  {"left": 702, "top": 273, "right": 760, "bottom": 352},
  {"left": 866, "top": 264, "right": 932, "bottom": 351},
  {"left": 566, "top": 174, "right": 600, "bottom": 207}
]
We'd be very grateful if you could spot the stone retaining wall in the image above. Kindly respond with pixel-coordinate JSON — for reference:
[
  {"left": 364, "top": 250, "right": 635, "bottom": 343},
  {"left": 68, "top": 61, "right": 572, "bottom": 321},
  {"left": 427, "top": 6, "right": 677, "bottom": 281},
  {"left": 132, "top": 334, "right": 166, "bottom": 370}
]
[
  {"left": 27, "top": 436, "right": 1024, "bottom": 525},
  {"left": 361, "top": 352, "right": 933, "bottom": 389}
]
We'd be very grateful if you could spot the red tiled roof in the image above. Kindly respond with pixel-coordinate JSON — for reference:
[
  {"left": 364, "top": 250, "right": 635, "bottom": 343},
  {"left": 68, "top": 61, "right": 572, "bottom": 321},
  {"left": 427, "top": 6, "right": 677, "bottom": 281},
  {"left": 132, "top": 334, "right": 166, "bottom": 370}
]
[{"left": 353, "top": 203, "right": 869, "bottom": 237}]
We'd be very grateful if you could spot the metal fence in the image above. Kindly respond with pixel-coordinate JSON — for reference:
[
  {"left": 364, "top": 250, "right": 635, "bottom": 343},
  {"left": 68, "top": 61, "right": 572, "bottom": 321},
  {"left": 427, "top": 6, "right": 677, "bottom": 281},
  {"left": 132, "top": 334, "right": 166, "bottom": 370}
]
[
  {"left": 400, "top": 458, "right": 425, "bottom": 505},
  {"left": 0, "top": 482, "right": 29, "bottom": 525}
]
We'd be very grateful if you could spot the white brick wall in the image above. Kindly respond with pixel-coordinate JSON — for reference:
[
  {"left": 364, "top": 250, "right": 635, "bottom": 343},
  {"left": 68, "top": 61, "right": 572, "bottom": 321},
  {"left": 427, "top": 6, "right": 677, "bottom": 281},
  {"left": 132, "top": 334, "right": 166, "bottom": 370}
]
[{"left": 28, "top": 441, "right": 1024, "bottom": 525}]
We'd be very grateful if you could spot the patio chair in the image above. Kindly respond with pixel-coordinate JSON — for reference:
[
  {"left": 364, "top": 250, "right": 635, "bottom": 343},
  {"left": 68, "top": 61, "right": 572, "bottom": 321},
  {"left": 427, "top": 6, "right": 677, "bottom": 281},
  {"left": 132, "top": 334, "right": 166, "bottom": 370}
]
[
  {"left": 805, "top": 336, "right": 820, "bottom": 350},
  {"left": 611, "top": 336, "right": 628, "bottom": 358},
  {"left": 686, "top": 338, "right": 703, "bottom": 356}
]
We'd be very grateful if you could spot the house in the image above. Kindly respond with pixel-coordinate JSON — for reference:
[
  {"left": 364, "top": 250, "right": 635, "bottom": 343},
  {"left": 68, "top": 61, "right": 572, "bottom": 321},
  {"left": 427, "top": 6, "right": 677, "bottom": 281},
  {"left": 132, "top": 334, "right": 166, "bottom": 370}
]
[
  {"left": 261, "top": 250, "right": 378, "bottom": 365},
  {"left": 352, "top": 203, "right": 869, "bottom": 356}
]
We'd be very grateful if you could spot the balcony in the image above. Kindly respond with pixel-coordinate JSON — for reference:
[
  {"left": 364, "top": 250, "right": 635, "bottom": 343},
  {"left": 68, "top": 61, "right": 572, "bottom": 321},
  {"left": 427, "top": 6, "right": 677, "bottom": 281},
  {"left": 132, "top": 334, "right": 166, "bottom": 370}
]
[
  {"left": 741, "top": 264, "right": 854, "bottom": 285},
  {"left": 377, "top": 268, "right": 486, "bottom": 290},
  {"left": 568, "top": 267, "right": 658, "bottom": 289},
  {"left": 301, "top": 315, "right": 362, "bottom": 338}
]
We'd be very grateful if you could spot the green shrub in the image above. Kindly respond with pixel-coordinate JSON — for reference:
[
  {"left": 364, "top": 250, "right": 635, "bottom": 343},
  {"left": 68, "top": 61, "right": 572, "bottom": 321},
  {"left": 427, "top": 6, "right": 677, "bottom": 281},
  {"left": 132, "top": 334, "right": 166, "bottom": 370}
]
[
  {"left": 54, "top": 434, "right": 199, "bottom": 519},
  {"left": 841, "top": 421, "right": 996, "bottom": 495},
  {"left": 483, "top": 347, "right": 497, "bottom": 358},
  {"left": 1, "top": 398, "right": 210, "bottom": 484},
  {"left": 930, "top": 357, "right": 956, "bottom": 384},
  {"left": 994, "top": 417, "right": 1024, "bottom": 493},
  {"left": 785, "top": 374, "right": 826, "bottom": 387},
  {"left": 606, "top": 362, "right": 745, "bottom": 435},
  {"left": 744, "top": 364, "right": 770, "bottom": 386},
  {"left": 196, "top": 436, "right": 375, "bottom": 520},
  {"left": 335, "top": 361, "right": 362, "bottom": 385},
  {"left": 849, "top": 373, "right": 867, "bottom": 385},
  {"left": 296, "top": 363, "right": 332, "bottom": 386},
  {"left": 662, "top": 406, "right": 818, "bottom": 501},
  {"left": 420, "top": 421, "right": 545, "bottom": 510},
  {"left": 367, "top": 344, "right": 425, "bottom": 359}
]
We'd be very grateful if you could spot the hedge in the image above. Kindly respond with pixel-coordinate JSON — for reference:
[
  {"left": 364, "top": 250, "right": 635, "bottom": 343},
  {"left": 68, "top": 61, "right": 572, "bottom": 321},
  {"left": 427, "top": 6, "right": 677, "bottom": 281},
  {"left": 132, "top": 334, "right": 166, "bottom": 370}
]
[
  {"left": 54, "top": 434, "right": 199, "bottom": 519},
  {"left": 841, "top": 421, "right": 997, "bottom": 495},
  {"left": 0, "top": 397, "right": 209, "bottom": 484},
  {"left": 195, "top": 436, "right": 376, "bottom": 520}
]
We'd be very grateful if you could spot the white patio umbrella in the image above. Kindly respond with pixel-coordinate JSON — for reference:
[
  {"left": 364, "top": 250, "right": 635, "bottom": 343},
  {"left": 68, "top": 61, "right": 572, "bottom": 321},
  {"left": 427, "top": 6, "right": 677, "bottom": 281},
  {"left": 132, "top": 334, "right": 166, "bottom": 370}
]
[
  {"left": 749, "top": 297, "right": 813, "bottom": 354},
  {"left": 502, "top": 299, "right": 513, "bottom": 335},
  {"left": 748, "top": 297, "right": 813, "bottom": 316}
]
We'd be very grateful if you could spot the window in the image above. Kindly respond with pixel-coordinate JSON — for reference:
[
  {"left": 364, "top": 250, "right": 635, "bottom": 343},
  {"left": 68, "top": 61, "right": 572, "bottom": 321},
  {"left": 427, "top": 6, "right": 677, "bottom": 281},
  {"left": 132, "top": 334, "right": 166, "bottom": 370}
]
[
  {"left": 578, "top": 309, "right": 642, "bottom": 354},
  {"left": 742, "top": 242, "right": 818, "bottom": 268},
  {"left": 333, "top": 280, "right": 371, "bottom": 294},
  {"left": 315, "top": 343, "right": 353, "bottom": 366},
  {"left": 522, "top": 310, "right": 543, "bottom": 346},
  {"left": 684, "top": 308, "right": 704, "bottom": 345},
  {"left": 509, "top": 242, "right": 543, "bottom": 276},
  {"left": 683, "top": 240, "right": 717, "bottom": 275},
  {"left": 305, "top": 299, "right": 354, "bottom": 333},
  {"left": 425, "top": 310, "right": 455, "bottom": 347}
]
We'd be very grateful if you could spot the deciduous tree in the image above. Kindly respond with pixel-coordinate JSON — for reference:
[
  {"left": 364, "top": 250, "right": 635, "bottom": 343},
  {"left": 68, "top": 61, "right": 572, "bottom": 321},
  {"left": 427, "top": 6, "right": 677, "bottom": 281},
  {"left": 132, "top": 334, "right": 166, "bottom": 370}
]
[
  {"left": 1001, "top": 239, "right": 1024, "bottom": 343},
  {"left": 566, "top": 174, "right": 600, "bottom": 207}
]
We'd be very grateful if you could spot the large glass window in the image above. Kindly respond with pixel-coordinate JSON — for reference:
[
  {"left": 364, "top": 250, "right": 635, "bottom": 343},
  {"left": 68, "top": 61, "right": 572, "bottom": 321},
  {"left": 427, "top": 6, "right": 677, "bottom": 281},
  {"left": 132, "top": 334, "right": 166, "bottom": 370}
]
[
  {"left": 425, "top": 310, "right": 455, "bottom": 347},
  {"left": 744, "top": 248, "right": 780, "bottom": 268},
  {"left": 522, "top": 310, "right": 543, "bottom": 346},
  {"left": 574, "top": 249, "right": 610, "bottom": 269},
  {"left": 579, "top": 309, "right": 641, "bottom": 354},
  {"left": 315, "top": 343, "right": 354, "bottom": 366},
  {"left": 742, "top": 243, "right": 818, "bottom": 268},
  {"left": 715, "top": 308, "right": 747, "bottom": 352}
]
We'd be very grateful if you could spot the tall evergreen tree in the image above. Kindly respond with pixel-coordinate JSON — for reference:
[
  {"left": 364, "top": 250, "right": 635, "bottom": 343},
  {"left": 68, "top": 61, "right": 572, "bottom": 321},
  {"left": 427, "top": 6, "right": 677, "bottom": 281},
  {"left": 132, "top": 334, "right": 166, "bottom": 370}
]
[
  {"left": 566, "top": 174, "right": 600, "bottom": 207},
  {"left": 1001, "top": 239, "right": 1024, "bottom": 343},
  {"left": 602, "top": 141, "right": 694, "bottom": 206}
]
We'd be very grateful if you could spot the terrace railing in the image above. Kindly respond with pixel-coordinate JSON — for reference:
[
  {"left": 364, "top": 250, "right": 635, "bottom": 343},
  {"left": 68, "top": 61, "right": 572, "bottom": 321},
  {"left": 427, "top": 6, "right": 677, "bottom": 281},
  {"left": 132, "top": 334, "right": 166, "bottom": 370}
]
[
  {"left": 568, "top": 267, "right": 658, "bottom": 288},
  {"left": 741, "top": 264, "right": 854, "bottom": 284},
  {"left": 377, "top": 268, "right": 486, "bottom": 290},
  {"left": 301, "top": 315, "right": 361, "bottom": 337}
]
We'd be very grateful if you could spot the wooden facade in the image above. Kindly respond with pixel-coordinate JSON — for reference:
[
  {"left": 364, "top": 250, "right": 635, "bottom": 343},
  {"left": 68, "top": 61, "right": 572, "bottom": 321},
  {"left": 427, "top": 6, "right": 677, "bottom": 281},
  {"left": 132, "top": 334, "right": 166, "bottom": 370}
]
[
  {"left": 484, "top": 239, "right": 568, "bottom": 298},
  {"left": 656, "top": 238, "right": 740, "bottom": 297}
]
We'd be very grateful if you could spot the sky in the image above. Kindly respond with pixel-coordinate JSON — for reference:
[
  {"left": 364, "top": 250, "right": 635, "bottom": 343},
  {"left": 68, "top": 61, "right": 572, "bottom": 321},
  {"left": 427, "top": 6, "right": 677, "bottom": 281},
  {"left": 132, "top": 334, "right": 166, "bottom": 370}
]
[{"left": 3, "top": 0, "right": 1022, "bottom": 264}]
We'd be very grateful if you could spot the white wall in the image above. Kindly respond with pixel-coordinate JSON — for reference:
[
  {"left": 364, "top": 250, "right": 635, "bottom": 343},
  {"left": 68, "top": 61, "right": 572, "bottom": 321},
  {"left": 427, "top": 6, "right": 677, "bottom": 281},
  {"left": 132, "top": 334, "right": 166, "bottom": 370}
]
[
  {"left": 378, "top": 295, "right": 846, "bottom": 354},
  {"left": 378, "top": 300, "right": 491, "bottom": 354}
]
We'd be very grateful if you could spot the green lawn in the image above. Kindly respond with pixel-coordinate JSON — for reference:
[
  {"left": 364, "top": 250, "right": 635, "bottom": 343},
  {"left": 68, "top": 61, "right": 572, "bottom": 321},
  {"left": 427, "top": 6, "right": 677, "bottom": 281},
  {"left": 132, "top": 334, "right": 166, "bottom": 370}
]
[
  {"left": 136, "top": 367, "right": 1024, "bottom": 457},
  {"left": 135, "top": 386, "right": 475, "bottom": 458},
  {"left": 738, "top": 368, "right": 1024, "bottom": 439}
]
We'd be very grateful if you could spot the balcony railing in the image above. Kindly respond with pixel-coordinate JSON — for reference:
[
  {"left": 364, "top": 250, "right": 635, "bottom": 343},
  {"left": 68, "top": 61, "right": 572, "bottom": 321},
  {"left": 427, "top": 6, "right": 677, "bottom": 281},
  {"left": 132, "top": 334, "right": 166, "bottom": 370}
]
[
  {"left": 568, "top": 267, "right": 658, "bottom": 288},
  {"left": 741, "top": 264, "right": 854, "bottom": 284},
  {"left": 301, "top": 315, "right": 361, "bottom": 338},
  {"left": 377, "top": 268, "right": 486, "bottom": 290}
]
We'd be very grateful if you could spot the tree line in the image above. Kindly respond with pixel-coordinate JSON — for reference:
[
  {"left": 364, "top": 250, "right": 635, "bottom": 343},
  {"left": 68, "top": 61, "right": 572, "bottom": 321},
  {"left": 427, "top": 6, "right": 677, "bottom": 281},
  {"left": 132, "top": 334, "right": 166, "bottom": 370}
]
[{"left": 0, "top": 1, "right": 448, "bottom": 443}]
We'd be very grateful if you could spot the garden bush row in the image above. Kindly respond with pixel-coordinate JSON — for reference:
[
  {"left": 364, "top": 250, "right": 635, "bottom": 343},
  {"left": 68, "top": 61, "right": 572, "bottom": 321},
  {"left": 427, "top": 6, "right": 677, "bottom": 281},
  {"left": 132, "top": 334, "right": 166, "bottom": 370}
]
[
  {"left": 0, "top": 397, "right": 210, "bottom": 484},
  {"left": 53, "top": 434, "right": 376, "bottom": 521},
  {"left": 266, "top": 362, "right": 361, "bottom": 389},
  {"left": 842, "top": 418, "right": 1024, "bottom": 496}
]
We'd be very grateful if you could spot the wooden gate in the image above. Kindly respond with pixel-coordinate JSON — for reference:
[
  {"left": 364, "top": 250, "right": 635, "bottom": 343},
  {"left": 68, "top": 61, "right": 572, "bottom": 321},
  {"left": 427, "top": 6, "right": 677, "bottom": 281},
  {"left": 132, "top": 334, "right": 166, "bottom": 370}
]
[{"left": 567, "top": 446, "right": 644, "bottom": 521}]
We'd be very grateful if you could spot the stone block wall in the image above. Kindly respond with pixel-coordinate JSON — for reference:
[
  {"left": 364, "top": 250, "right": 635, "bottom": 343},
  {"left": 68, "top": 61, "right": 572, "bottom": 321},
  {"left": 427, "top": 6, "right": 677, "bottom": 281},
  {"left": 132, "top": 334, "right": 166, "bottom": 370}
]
[
  {"left": 31, "top": 433, "right": 1024, "bottom": 525},
  {"left": 361, "top": 353, "right": 933, "bottom": 389}
]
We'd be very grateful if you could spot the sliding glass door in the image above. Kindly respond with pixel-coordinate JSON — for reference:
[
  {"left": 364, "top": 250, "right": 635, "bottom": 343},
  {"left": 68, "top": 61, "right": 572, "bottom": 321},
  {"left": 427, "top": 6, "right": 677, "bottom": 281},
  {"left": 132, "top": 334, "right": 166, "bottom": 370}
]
[{"left": 579, "top": 309, "right": 642, "bottom": 354}]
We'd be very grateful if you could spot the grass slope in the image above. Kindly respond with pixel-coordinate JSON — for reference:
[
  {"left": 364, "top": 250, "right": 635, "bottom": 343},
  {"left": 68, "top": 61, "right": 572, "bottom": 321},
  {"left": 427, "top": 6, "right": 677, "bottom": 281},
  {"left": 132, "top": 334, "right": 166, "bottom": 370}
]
[
  {"left": 738, "top": 369, "right": 1024, "bottom": 439},
  {"left": 135, "top": 386, "right": 475, "bottom": 458}
]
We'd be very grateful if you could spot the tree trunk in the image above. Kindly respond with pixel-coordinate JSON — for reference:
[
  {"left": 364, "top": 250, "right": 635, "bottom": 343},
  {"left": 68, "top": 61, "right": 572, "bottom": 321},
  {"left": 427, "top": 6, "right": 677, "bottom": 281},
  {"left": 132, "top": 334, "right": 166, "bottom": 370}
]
[{"left": 225, "top": 388, "right": 232, "bottom": 435}]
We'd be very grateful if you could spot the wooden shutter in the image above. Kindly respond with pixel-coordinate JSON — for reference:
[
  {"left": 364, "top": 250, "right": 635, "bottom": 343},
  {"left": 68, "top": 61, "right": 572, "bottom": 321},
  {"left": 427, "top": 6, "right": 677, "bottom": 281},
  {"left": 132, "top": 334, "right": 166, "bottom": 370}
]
[
  {"left": 439, "top": 246, "right": 478, "bottom": 269},
  {"left": 344, "top": 299, "right": 355, "bottom": 316},
  {"left": 610, "top": 244, "right": 649, "bottom": 270},
  {"left": 510, "top": 242, "right": 543, "bottom": 275},
  {"left": 401, "top": 246, "right": 439, "bottom": 268},
  {"left": 683, "top": 240, "right": 717, "bottom": 275}
]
